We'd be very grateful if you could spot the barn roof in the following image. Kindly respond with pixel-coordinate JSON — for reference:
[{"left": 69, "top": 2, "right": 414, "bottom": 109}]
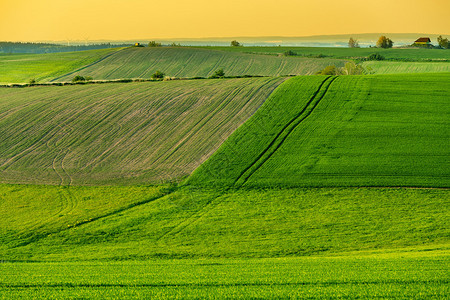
[{"left": 415, "top": 37, "right": 431, "bottom": 43}]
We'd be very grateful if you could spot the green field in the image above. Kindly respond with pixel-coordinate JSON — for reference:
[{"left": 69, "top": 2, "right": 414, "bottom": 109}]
[
  {"left": 2, "top": 47, "right": 448, "bottom": 85},
  {"left": 202, "top": 46, "right": 450, "bottom": 61},
  {"left": 1, "top": 253, "right": 448, "bottom": 299},
  {"left": 0, "top": 48, "right": 121, "bottom": 84},
  {"left": 1, "top": 184, "right": 448, "bottom": 261},
  {"left": 55, "top": 47, "right": 346, "bottom": 81},
  {"left": 188, "top": 73, "right": 450, "bottom": 188},
  {"left": 0, "top": 77, "right": 284, "bottom": 185},
  {"left": 363, "top": 60, "right": 450, "bottom": 74},
  {"left": 1, "top": 45, "right": 449, "bottom": 298},
  {"left": 0, "top": 184, "right": 448, "bottom": 298}
]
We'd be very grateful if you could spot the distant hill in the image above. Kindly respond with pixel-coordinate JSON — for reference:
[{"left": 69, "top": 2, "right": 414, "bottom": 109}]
[{"left": 54, "top": 47, "right": 346, "bottom": 81}]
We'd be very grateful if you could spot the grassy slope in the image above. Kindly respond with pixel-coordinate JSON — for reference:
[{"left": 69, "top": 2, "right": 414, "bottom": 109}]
[
  {"left": 188, "top": 74, "right": 450, "bottom": 188},
  {"left": 0, "top": 185, "right": 448, "bottom": 261},
  {"left": 1, "top": 71, "right": 448, "bottom": 298},
  {"left": 0, "top": 78, "right": 284, "bottom": 185},
  {"left": 0, "top": 184, "right": 169, "bottom": 252},
  {"left": 55, "top": 47, "right": 346, "bottom": 81},
  {"left": 0, "top": 48, "right": 121, "bottom": 84},
  {"left": 202, "top": 46, "right": 450, "bottom": 61},
  {"left": 363, "top": 60, "right": 450, "bottom": 74}
]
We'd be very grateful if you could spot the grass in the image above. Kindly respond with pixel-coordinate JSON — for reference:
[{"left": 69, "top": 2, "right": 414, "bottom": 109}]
[
  {"left": 188, "top": 73, "right": 450, "bottom": 188},
  {"left": 0, "top": 184, "right": 169, "bottom": 252},
  {"left": 1, "top": 185, "right": 448, "bottom": 261},
  {"left": 1, "top": 56, "right": 449, "bottom": 298},
  {"left": 201, "top": 46, "right": 450, "bottom": 61},
  {"left": 363, "top": 60, "right": 450, "bottom": 74},
  {"left": 0, "top": 77, "right": 284, "bottom": 185},
  {"left": 0, "top": 253, "right": 448, "bottom": 299},
  {"left": 0, "top": 48, "right": 122, "bottom": 84},
  {"left": 55, "top": 47, "right": 346, "bottom": 81}
]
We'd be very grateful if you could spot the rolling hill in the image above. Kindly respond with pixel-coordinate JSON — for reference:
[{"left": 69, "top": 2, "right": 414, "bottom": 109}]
[
  {"left": 54, "top": 47, "right": 346, "bottom": 81},
  {"left": 1, "top": 184, "right": 448, "bottom": 261},
  {"left": 1, "top": 71, "right": 448, "bottom": 298},
  {"left": 187, "top": 73, "right": 450, "bottom": 188},
  {"left": 0, "top": 77, "right": 284, "bottom": 185}
]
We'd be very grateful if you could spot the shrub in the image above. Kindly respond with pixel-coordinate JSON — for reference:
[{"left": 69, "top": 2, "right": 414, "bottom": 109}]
[
  {"left": 340, "top": 62, "right": 366, "bottom": 75},
  {"left": 316, "top": 62, "right": 368, "bottom": 76},
  {"left": 210, "top": 69, "right": 225, "bottom": 78},
  {"left": 72, "top": 75, "right": 86, "bottom": 82},
  {"left": 28, "top": 78, "right": 36, "bottom": 85},
  {"left": 151, "top": 71, "right": 165, "bottom": 79},
  {"left": 316, "top": 65, "right": 337, "bottom": 75},
  {"left": 367, "top": 53, "right": 385, "bottom": 61},
  {"left": 284, "top": 50, "right": 297, "bottom": 56}
]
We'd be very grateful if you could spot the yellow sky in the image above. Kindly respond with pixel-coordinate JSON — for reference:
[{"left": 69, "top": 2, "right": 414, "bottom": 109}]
[{"left": 1, "top": 0, "right": 449, "bottom": 41}]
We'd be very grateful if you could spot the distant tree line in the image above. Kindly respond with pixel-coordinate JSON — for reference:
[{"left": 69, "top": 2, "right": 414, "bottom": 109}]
[{"left": 0, "top": 42, "right": 130, "bottom": 54}]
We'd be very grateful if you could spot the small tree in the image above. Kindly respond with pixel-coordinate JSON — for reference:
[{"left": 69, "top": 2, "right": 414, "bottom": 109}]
[
  {"left": 148, "top": 41, "right": 162, "bottom": 47},
  {"left": 348, "top": 37, "right": 360, "bottom": 48},
  {"left": 28, "top": 78, "right": 36, "bottom": 85},
  {"left": 340, "top": 61, "right": 365, "bottom": 75},
  {"left": 376, "top": 36, "right": 393, "bottom": 48},
  {"left": 437, "top": 35, "right": 449, "bottom": 49},
  {"left": 230, "top": 40, "right": 241, "bottom": 47},
  {"left": 151, "top": 70, "right": 165, "bottom": 79}
]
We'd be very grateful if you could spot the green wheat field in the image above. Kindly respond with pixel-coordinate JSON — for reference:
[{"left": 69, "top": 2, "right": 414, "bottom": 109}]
[{"left": 0, "top": 44, "right": 448, "bottom": 299}]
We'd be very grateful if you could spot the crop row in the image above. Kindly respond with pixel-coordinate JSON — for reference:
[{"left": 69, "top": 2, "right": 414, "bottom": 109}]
[{"left": 0, "top": 77, "right": 284, "bottom": 185}]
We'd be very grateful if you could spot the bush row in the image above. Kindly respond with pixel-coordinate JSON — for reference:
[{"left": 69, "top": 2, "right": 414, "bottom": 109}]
[{"left": 0, "top": 75, "right": 280, "bottom": 88}]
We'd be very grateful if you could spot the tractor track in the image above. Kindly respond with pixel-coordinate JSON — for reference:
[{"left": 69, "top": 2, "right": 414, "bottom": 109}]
[{"left": 234, "top": 76, "right": 337, "bottom": 186}]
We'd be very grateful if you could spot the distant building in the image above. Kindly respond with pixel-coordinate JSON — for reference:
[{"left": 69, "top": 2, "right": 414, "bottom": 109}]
[{"left": 413, "top": 37, "right": 431, "bottom": 46}]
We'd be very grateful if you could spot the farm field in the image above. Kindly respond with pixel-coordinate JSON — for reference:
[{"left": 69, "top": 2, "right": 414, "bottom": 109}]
[
  {"left": 0, "top": 184, "right": 448, "bottom": 261},
  {"left": 363, "top": 60, "right": 450, "bottom": 74},
  {"left": 202, "top": 46, "right": 450, "bottom": 61},
  {"left": 0, "top": 48, "right": 122, "bottom": 84},
  {"left": 0, "top": 252, "right": 448, "bottom": 299},
  {"left": 188, "top": 73, "right": 450, "bottom": 188},
  {"left": 55, "top": 47, "right": 346, "bottom": 81},
  {"left": 0, "top": 77, "right": 284, "bottom": 185},
  {"left": 1, "top": 51, "right": 449, "bottom": 298}
]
